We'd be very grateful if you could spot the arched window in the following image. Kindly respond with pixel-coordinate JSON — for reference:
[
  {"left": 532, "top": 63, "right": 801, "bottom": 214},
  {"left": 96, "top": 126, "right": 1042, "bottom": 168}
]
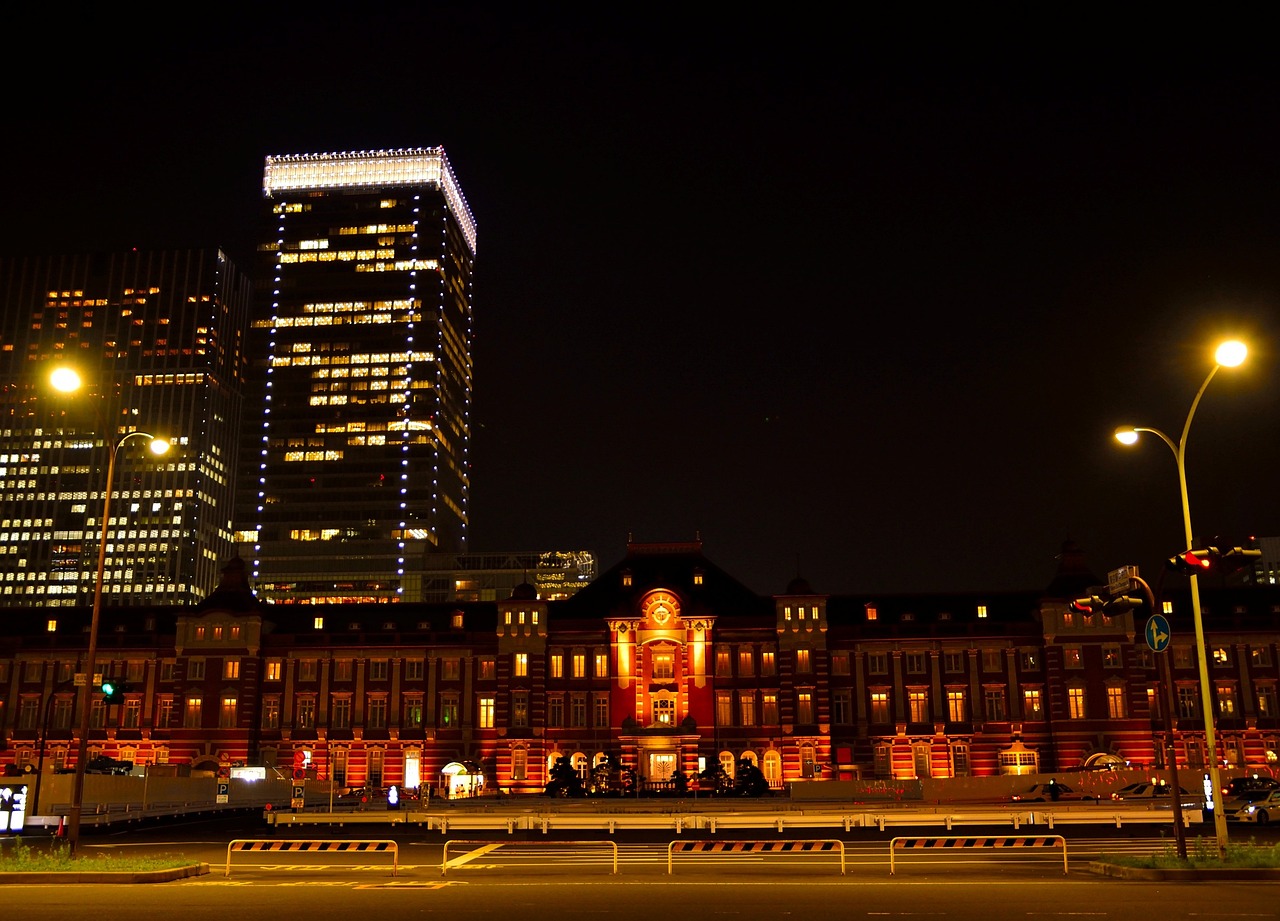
[
  {"left": 762, "top": 750, "right": 782, "bottom": 786},
  {"left": 546, "top": 751, "right": 563, "bottom": 774},
  {"left": 719, "top": 750, "right": 736, "bottom": 778},
  {"left": 800, "top": 743, "right": 816, "bottom": 778},
  {"left": 571, "top": 751, "right": 589, "bottom": 780},
  {"left": 740, "top": 750, "right": 758, "bottom": 767}
]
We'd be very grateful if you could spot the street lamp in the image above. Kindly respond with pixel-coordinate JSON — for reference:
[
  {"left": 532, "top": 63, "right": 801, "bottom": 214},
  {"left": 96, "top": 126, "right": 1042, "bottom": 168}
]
[
  {"left": 1114, "top": 338, "right": 1246, "bottom": 857},
  {"left": 50, "top": 367, "right": 170, "bottom": 856}
]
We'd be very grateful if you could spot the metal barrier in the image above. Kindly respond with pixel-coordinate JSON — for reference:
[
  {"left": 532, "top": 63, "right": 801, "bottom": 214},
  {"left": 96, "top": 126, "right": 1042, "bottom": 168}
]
[
  {"left": 667, "top": 839, "right": 845, "bottom": 875},
  {"left": 225, "top": 838, "right": 399, "bottom": 877},
  {"left": 441, "top": 839, "right": 619, "bottom": 875},
  {"left": 888, "top": 835, "right": 1067, "bottom": 875}
]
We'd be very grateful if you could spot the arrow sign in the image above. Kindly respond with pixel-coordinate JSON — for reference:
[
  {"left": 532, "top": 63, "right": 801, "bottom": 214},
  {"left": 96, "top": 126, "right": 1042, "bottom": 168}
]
[{"left": 1145, "top": 614, "right": 1171, "bottom": 653}]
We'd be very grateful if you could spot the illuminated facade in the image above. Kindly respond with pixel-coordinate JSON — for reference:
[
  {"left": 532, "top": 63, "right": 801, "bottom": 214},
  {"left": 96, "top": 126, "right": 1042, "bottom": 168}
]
[
  {"left": 0, "top": 249, "right": 251, "bottom": 606},
  {"left": 3, "top": 540, "right": 1278, "bottom": 793},
  {"left": 239, "top": 148, "right": 476, "bottom": 602},
  {"left": 423, "top": 550, "right": 598, "bottom": 602}
]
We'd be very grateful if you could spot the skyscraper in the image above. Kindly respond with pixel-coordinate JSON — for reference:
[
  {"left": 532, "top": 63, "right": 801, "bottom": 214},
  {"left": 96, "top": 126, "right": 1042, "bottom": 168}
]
[
  {"left": 240, "top": 148, "right": 476, "bottom": 602},
  {"left": 0, "top": 249, "right": 251, "bottom": 606}
]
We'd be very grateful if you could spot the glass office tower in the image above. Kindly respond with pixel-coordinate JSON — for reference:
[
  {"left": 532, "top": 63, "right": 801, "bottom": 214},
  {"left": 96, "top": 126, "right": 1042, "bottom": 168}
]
[
  {"left": 0, "top": 249, "right": 251, "bottom": 606},
  {"left": 242, "top": 148, "right": 476, "bottom": 602}
]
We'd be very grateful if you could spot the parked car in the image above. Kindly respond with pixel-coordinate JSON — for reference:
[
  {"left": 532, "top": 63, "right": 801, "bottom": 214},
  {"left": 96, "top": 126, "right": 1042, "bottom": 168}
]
[
  {"left": 1226, "top": 789, "right": 1280, "bottom": 824},
  {"left": 1011, "top": 781, "right": 1095, "bottom": 802},
  {"left": 1221, "top": 788, "right": 1276, "bottom": 815},
  {"left": 1110, "top": 781, "right": 1199, "bottom": 804},
  {"left": 1223, "top": 776, "right": 1280, "bottom": 798}
]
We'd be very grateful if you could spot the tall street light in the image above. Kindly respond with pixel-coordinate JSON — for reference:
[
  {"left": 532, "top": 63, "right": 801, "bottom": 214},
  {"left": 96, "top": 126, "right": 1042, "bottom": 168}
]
[
  {"left": 50, "top": 367, "right": 170, "bottom": 856},
  {"left": 1114, "top": 338, "right": 1247, "bottom": 857}
]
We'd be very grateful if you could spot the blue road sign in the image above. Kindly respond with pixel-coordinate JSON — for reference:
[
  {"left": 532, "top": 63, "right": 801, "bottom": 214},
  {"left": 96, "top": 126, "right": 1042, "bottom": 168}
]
[{"left": 1145, "top": 614, "right": 1172, "bottom": 653}]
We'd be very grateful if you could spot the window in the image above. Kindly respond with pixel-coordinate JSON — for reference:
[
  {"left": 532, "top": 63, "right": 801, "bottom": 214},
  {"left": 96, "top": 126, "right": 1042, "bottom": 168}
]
[
  {"left": 185, "top": 695, "right": 203, "bottom": 728},
  {"left": 738, "top": 648, "right": 755, "bottom": 676},
  {"left": 870, "top": 691, "right": 890, "bottom": 723},
  {"left": 479, "top": 659, "right": 495, "bottom": 680},
  {"left": 947, "top": 689, "right": 966, "bottom": 722},
  {"left": 906, "top": 652, "right": 925, "bottom": 674},
  {"left": 1212, "top": 646, "right": 1231, "bottom": 666},
  {"left": 17, "top": 699, "right": 38, "bottom": 730},
  {"left": 1135, "top": 646, "right": 1154, "bottom": 669},
  {"left": 1107, "top": 686, "right": 1126, "bottom": 718},
  {"left": 1258, "top": 686, "right": 1277, "bottom": 718},
  {"left": 405, "top": 659, "right": 425, "bottom": 681},
  {"left": 405, "top": 697, "right": 424, "bottom": 728},
  {"left": 262, "top": 697, "right": 280, "bottom": 730},
  {"left": 224, "top": 658, "right": 240, "bottom": 680},
  {"left": 292, "top": 699, "right": 317, "bottom": 731},
  {"left": 831, "top": 689, "right": 850, "bottom": 724},
  {"left": 982, "top": 649, "right": 1002, "bottom": 672},
  {"left": 514, "top": 653, "right": 528, "bottom": 678},
  {"left": 760, "top": 651, "right": 776, "bottom": 676},
  {"left": 1063, "top": 647, "right": 1083, "bottom": 668},
  {"left": 594, "top": 653, "right": 608, "bottom": 678},
  {"left": 1068, "top": 687, "right": 1086, "bottom": 720},
  {"left": 512, "top": 747, "right": 528, "bottom": 781},
  {"left": 298, "top": 659, "right": 318, "bottom": 681},
  {"left": 265, "top": 660, "right": 283, "bottom": 681},
  {"left": 944, "top": 651, "right": 964, "bottom": 673},
  {"left": 550, "top": 654, "right": 564, "bottom": 678},
  {"left": 220, "top": 695, "right": 238, "bottom": 728},
  {"left": 762, "top": 693, "right": 778, "bottom": 725},
  {"left": 1173, "top": 646, "right": 1193, "bottom": 669},
  {"left": 952, "top": 743, "right": 970, "bottom": 777},
  {"left": 908, "top": 690, "right": 928, "bottom": 723},
  {"left": 1019, "top": 651, "right": 1039, "bottom": 670},
  {"left": 796, "top": 690, "right": 814, "bottom": 724},
  {"left": 572, "top": 653, "right": 586, "bottom": 678},
  {"left": 478, "top": 696, "right": 494, "bottom": 729},
  {"left": 1251, "top": 646, "right": 1273, "bottom": 667},
  {"left": 1218, "top": 686, "right": 1238, "bottom": 716},
  {"left": 331, "top": 697, "right": 351, "bottom": 729},
  {"left": 157, "top": 698, "right": 175, "bottom": 728},
  {"left": 830, "top": 653, "right": 849, "bottom": 675},
  {"left": 795, "top": 649, "right": 811, "bottom": 673},
  {"left": 717, "top": 691, "right": 732, "bottom": 725},
  {"left": 367, "top": 698, "right": 388, "bottom": 729},
  {"left": 368, "top": 659, "right": 389, "bottom": 681},
  {"left": 187, "top": 658, "right": 205, "bottom": 680},
  {"left": 715, "top": 649, "right": 731, "bottom": 676},
  {"left": 1178, "top": 686, "right": 1199, "bottom": 719},
  {"left": 437, "top": 696, "right": 457, "bottom": 728},
  {"left": 441, "top": 658, "right": 460, "bottom": 680},
  {"left": 333, "top": 659, "right": 353, "bottom": 681},
  {"left": 512, "top": 692, "right": 528, "bottom": 727},
  {"left": 868, "top": 653, "right": 888, "bottom": 675},
  {"left": 593, "top": 695, "right": 608, "bottom": 727},
  {"left": 984, "top": 688, "right": 1007, "bottom": 721},
  {"left": 740, "top": 691, "right": 758, "bottom": 726},
  {"left": 548, "top": 696, "right": 564, "bottom": 727},
  {"left": 1023, "top": 688, "right": 1043, "bottom": 719},
  {"left": 653, "top": 652, "right": 675, "bottom": 680},
  {"left": 1103, "top": 645, "right": 1122, "bottom": 668},
  {"left": 571, "top": 695, "right": 586, "bottom": 727},
  {"left": 653, "top": 698, "right": 675, "bottom": 725}
]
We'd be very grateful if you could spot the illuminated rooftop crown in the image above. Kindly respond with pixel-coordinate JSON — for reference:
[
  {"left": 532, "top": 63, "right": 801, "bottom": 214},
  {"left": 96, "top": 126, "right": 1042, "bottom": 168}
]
[{"left": 262, "top": 147, "right": 477, "bottom": 255}]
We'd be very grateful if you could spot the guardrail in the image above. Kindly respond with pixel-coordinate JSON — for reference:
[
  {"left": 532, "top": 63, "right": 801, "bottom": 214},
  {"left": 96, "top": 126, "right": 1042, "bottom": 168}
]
[
  {"left": 440, "top": 839, "right": 618, "bottom": 875},
  {"left": 225, "top": 838, "right": 399, "bottom": 878},
  {"left": 888, "top": 834, "right": 1067, "bottom": 875},
  {"left": 667, "top": 839, "right": 846, "bottom": 875}
]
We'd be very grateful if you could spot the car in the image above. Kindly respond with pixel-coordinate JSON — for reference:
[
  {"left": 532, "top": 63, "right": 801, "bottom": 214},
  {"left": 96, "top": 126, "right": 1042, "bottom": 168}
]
[
  {"left": 1223, "top": 776, "right": 1280, "bottom": 798},
  {"left": 1011, "top": 781, "right": 1095, "bottom": 802},
  {"left": 1226, "top": 789, "right": 1280, "bottom": 824},
  {"left": 1221, "top": 788, "right": 1276, "bottom": 816},
  {"left": 1110, "top": 781, "right": 1195, "bottom": 802}
]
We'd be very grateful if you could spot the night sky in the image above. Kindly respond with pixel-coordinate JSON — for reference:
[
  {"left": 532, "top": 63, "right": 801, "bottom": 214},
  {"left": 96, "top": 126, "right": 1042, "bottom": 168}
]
[{"left": 4, "top": 12, "right": 1278, "bottom": 597}]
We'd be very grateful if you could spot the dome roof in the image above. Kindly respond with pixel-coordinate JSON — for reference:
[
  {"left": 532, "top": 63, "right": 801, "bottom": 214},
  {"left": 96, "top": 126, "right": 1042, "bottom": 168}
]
[{"left": 509, "top": 581, "right": 538, "bottom": 601}]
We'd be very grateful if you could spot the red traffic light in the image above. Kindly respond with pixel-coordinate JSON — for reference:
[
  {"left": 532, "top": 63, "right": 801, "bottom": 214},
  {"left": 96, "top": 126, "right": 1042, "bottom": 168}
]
[{"left": 1168, "top": 549, "right": 1213, "bottom": 575}]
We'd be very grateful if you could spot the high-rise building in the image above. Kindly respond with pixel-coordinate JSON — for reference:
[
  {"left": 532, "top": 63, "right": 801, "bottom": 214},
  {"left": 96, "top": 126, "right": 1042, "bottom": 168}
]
[
  {"left": 239, "top": 148, "right": 476, "bottom": 602},
  {"left": 0, "top": 249, "right": 251, "bottom": 606}
]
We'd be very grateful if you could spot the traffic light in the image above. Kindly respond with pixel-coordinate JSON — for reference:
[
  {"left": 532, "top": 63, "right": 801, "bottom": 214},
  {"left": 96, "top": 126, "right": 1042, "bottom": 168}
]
[
  {"left": 1069, "top": 595, "right": 1106, "bottom": 615},
  {"left": 1167, "top": 549, "right": 1213, "bottom": 576},
  {"left": 101, "top": 679, "right": 126, "bottom": 703},
  {"left": 1214, "top": 543, "right": 1263, "bottom": 574}
]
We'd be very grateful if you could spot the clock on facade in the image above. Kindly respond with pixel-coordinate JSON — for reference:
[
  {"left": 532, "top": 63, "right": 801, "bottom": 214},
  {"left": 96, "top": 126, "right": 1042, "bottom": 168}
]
[{"left": 641, "top": 590, "right": 680, "bottom": 626}]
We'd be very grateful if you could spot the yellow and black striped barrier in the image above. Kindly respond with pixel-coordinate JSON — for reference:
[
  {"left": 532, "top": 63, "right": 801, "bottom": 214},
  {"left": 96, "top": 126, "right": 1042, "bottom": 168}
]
[
  {"left": 889, "top": 835, "right": 1067, "bottom": 874},
  {"left": 667, "top": 839, "right": 845, "bottom": 874},
  {"left": 225, "top": 838, "right": 399, "bottom": 877}
]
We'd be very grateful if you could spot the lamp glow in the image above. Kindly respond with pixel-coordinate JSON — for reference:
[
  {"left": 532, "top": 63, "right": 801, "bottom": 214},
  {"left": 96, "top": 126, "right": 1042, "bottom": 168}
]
[{"left": 1214, "top": 340, "right": 1247, "bottom": 368}]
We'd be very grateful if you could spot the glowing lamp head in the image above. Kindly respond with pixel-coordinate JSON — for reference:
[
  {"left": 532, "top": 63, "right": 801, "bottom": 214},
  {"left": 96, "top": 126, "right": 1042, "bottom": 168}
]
[
  {"left": 148, "top": 437, "right": 171, "bottom": 456},
  {"left": 1114, "top": 427, "right": 1140, "bottom": 446},
  {"left": 1214, "top": 340, "right": 1247, "bottom": 368},
  {"left": 50, "top": 367, "right": 82, "bottom": 393}
]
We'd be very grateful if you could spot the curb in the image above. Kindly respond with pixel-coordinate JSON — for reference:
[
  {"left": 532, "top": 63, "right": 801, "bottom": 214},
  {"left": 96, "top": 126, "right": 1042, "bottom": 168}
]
[
  {"left": 1088, "top": 860, "right": 1280, "bottom": 881},
  {"left": 0, "top": 862, "right": 209, "bottom": 884}
]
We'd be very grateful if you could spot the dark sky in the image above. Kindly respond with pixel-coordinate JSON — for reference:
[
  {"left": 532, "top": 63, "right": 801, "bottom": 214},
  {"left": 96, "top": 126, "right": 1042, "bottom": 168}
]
[{"left": 4, "top": 12, "right": 1279, "bottom": 596}]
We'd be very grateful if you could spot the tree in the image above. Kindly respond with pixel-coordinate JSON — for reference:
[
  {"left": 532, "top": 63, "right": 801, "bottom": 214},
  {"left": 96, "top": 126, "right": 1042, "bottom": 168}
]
[
  {"left": 544, "top": 756, "right": 585, "bottom": 797},
  {"left": 734, "top": 758, "right": 770, "bottom": 797},
  {"left": 590, "top": 753, "right": 625, "bottom": 796},
  {"left": 699, "top": 760, "right": 732, "bottom": 796}
]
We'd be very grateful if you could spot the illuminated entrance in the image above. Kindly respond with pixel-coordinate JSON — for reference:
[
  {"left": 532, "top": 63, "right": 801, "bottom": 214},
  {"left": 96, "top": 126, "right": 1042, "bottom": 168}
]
[
  {"left": 648, "top": 751, "right": 677, "bottom": 783},
  {"left": 441, "top": 760, "right": 485, "bottom": 798}
]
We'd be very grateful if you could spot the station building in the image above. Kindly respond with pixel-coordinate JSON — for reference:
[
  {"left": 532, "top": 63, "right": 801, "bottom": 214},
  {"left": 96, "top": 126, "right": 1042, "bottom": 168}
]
[{"left": 2, "top": 539, "right": 1278, "bottom": 794}]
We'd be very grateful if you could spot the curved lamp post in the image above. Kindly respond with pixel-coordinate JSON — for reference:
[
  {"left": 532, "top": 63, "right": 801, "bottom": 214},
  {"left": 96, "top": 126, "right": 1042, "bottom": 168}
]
[
  {"left": 50, "top": 367, "right": 169, "bottom": 856},
  {"left": 1114, "top": 338, "right": 1246, "bottom": 856}
]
